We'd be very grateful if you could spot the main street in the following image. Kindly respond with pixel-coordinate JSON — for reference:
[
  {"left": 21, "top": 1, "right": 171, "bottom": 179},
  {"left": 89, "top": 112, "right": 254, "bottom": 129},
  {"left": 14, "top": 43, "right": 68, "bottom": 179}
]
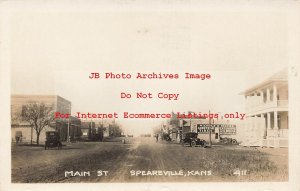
[{"left": 11, "top": 137, "right": 288, "bottom": 183}]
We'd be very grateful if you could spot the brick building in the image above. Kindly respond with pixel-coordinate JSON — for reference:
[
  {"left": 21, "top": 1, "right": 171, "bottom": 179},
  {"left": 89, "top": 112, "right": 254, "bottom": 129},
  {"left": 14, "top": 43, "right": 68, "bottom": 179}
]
[{"left": 11, "top": 95, "right": 81, "bottom": 143}]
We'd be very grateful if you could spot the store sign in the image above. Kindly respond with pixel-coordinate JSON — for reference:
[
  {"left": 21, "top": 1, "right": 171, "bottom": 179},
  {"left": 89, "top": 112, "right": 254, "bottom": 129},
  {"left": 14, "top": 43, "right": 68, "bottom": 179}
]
[
  {"left": 219, "top": 124, "right": 236, "bottom": 135},
  {"left": 197, "top": 124, "right": 236, "bottom": 135},
  {"left": 197, "top": 124, "right": 215, "bottom": 134}
]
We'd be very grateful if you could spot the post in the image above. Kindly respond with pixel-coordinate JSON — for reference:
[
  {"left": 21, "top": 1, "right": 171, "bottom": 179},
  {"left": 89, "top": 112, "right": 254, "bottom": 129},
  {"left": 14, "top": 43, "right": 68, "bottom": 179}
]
[
  {"left": 274, "top": 111, "right": 279, "bottom": 148},
  {"left": 267, "top": 88, "right": 270, "bottom": 102},
  {"left": 267, "top": 112, "right": 271, "bottom": 130},
  {"left": 101, "top": 118, "right": 104, "bottom": 142},
  {"left": 90, "top": 118, "right": 93, "bottom": 138},
  {"left": 209, "top": 110, "right": 212, "bottom": 147},
  {"left": 30, "top": 125, "right": 33, "bottom": 145},
  {"left": 67, "top": 102, "right": 71, "bottom": 142},
  {"left": 273, "top": 84, "right": 277, "bottom": 104},
  {"left": 179, "top": 119, "right": 183, "bottom": 142},
  {"left": 261, "top": 114, "right": 266, "bottom": 138},
  {"left": 274, "top": 111, "right": 278, "bottom": 130},
  {"left": 67, "top": 119, "right": 70, "bottom": 142},
  {"left": 260, "top": 90, "right": 264, "bottom": 104}
]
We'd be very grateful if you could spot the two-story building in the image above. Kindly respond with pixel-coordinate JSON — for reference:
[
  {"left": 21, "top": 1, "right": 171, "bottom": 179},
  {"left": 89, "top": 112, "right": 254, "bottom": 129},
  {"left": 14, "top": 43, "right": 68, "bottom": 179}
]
[
  {"left": 241, "top": 69, "right": 288, "bottom": 148},
  {"left": 11, "top": 95, "right": 81, "bottom": 143}
]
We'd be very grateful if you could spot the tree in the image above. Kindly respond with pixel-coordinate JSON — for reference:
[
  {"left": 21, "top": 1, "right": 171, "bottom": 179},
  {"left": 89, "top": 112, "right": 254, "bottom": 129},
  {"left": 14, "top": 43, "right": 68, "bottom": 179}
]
[
  {"left": 109, "top": 123, "right": 122, "bottom": 137},
  {"left": 22, "top": 102, "right": 54, "bottom": 145}
]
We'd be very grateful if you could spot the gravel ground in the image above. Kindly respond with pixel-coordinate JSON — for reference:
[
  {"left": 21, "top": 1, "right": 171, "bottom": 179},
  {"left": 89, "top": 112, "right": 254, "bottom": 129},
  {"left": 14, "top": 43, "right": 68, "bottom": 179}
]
[{"left": 11, "top": 137, "right": 288, "bottom": 183}]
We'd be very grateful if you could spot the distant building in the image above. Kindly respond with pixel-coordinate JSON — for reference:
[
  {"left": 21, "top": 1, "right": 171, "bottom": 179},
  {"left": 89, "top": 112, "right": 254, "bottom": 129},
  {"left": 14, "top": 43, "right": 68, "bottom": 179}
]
[
  {"left": 241, "top": 69, "right": 288, "bottom": 148},
  {"left": 11, "top": 95, "right": 81, "bottom": 143},
  {"left": 80, "top": 120, "right": 115, "bottom": 141},
  {"left": 80, "top": 121, "right": 95, "bottom": 141},
  {"left": 68, "top": 116, "right": 81, "bottom": 141},
  {"left": 100, "top": 120, "right": 110, "bottom": 137}
]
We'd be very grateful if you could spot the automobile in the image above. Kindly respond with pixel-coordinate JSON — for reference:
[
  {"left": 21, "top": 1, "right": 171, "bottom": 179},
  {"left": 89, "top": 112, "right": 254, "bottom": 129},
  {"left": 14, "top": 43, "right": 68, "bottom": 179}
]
[
  {"left": 15, "top": 131, "right": 22, "bottom": 143},
  {"left": 45, "top": 131, "right": 62, "bottom": 150},
  {"left": 219, "top": 137, "right": 238, "bottom": 144},
  {"left": 161, "top": 133, "right": 172, "bottom": 141},
  {"left": 182, "top": 132, "right": 206, "bottom": 147}
]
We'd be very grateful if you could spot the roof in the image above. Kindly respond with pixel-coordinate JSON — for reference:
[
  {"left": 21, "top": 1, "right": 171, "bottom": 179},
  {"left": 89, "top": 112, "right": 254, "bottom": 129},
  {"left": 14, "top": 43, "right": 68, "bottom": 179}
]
[
  {"left": 11, "top": 94, "right": 71, "bottom": 104},
  {"left": 240, "top": 68, "right": 288, "bottom": 95}
]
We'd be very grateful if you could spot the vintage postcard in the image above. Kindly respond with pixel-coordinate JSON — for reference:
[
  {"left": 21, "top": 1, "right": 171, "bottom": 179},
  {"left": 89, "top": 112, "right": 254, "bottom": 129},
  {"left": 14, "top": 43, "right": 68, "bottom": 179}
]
[{"left": 1, "top": 0, "right": 300, "bottom": 191}]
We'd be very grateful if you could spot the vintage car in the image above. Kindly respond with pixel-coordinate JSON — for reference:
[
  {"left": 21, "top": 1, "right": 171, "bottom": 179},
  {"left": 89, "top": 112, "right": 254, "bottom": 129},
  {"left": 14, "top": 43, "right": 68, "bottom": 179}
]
[
  {"left": 15, "top": 131, "right": 23, "bottom": 143},
  {"left": 45, "top": 131, "right": 62, "bottom": 150},
  {"left": 219, "top": 137, "right": 238, "bottom": 144},
  {"left": 182, "top": 132, "right": 206, "bottom": 147},
  {"left": 161, "top": 133, "right": 172, "bottom": 142}
]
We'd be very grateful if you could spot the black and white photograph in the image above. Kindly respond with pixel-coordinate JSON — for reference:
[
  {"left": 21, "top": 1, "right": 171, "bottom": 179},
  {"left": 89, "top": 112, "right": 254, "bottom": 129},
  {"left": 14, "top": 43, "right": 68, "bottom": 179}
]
[{"left": 0, "top": 1, "right": 300, "bottom": 191}]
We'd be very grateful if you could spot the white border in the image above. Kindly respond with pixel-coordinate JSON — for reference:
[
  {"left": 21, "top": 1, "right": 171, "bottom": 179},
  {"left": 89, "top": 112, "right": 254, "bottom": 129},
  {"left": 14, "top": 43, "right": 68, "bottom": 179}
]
[{"left": 1, "top": 1, "right": 300, "bottom": 191}]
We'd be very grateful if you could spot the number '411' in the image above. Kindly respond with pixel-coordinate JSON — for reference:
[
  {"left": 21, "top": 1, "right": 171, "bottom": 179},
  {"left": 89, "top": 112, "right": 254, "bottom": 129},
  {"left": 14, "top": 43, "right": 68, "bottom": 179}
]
[{"left": 233, "top": 169, "right": 247, "bottom": 176}]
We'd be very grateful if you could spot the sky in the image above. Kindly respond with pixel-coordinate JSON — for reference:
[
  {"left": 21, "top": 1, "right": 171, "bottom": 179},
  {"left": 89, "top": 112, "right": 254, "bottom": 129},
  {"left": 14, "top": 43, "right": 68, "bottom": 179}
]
[{"left": 10, "top": 8, "right": 288, "bottom": 135}]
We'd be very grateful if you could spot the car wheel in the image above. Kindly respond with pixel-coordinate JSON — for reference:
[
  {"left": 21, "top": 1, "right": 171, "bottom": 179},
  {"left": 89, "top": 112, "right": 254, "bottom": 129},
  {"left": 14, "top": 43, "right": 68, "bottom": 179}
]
[{"left": 190, "top": 141, "right": 196, "bottom": 147}]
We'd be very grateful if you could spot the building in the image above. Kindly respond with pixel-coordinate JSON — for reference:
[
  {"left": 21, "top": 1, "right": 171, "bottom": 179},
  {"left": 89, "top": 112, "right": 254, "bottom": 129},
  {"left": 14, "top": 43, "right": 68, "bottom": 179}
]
[
  {"left": 241, "top": 69, "right": 288, "bottom": 148},
  {"left": 11, "top": 95, "right": 80, "bottom": 143},
  {"left": 183, "top": 118, "right": 238, "bottom": 143},
  {"left": 99, "top": 120, "right": 110, "bottom": 137},
  {"left": 80, "top": 120, "right": 115, "bottom": 141},
  {"left": 62, "top": 116, "right": 81, "bottom": 141},
  {"left": 165, "top": 112, "right": 239, "bottom": 143},
  {"left": 80, "top": 121, "right": 95, "bottom": 141}
]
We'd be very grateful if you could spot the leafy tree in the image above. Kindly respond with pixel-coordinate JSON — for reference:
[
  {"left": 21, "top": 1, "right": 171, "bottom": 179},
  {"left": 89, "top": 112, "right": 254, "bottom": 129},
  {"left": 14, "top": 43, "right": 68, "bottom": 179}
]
[
  {"left": 109, "top": 123, "right": 122, "bottom": 137},
  {"left": 22, "top": 102, "right": 54, "bottom": 145}
]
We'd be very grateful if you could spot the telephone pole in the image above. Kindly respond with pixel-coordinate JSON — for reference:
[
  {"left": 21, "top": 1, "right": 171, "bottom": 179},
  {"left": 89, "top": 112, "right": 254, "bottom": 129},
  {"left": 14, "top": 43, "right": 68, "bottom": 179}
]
[{"left": 67, "top": 102, "right": 71, "bottom": 142}]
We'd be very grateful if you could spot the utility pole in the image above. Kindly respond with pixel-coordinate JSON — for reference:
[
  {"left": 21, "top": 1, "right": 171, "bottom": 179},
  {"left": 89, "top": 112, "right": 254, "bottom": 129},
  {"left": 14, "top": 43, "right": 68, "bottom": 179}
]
[
  {"left": 67, "top": 102, "right": 71, "bottom": 142},
  {"left": 30, "top": 125, "right": 33, "bottom": 145},
  {"left": 180, "top": 119, "right": 183, "bottom": 142},
  {"left": 67, "top": 118, "right": 70, "bottom": 142},
  {"left": 90, "top": 117, "right": 93, "bottom": 138}
]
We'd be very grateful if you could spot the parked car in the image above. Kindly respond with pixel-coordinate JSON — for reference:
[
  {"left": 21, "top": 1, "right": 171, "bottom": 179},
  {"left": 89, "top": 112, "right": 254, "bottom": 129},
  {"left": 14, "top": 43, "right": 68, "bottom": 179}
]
[
  {"left": 45, "top": 131, "right": 62, "bottom": 150},
  {"left": 219, "top": 137, "right": 238, "bottom": 144},
  {"left": 15, "top": 131, "right": 22, "bottom": 143},
  {"left": 182, "top": 132, "right": 206, "bottom": 147},
  {"left": 161, "top": 133, "right": 172, "bottom": 142}
]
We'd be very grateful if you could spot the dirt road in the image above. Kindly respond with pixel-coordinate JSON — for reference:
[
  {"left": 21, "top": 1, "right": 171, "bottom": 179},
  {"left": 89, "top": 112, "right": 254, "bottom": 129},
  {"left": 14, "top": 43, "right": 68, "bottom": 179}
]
[{"left": 11, "top": 138, "right": 288, "bottom": 183}]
